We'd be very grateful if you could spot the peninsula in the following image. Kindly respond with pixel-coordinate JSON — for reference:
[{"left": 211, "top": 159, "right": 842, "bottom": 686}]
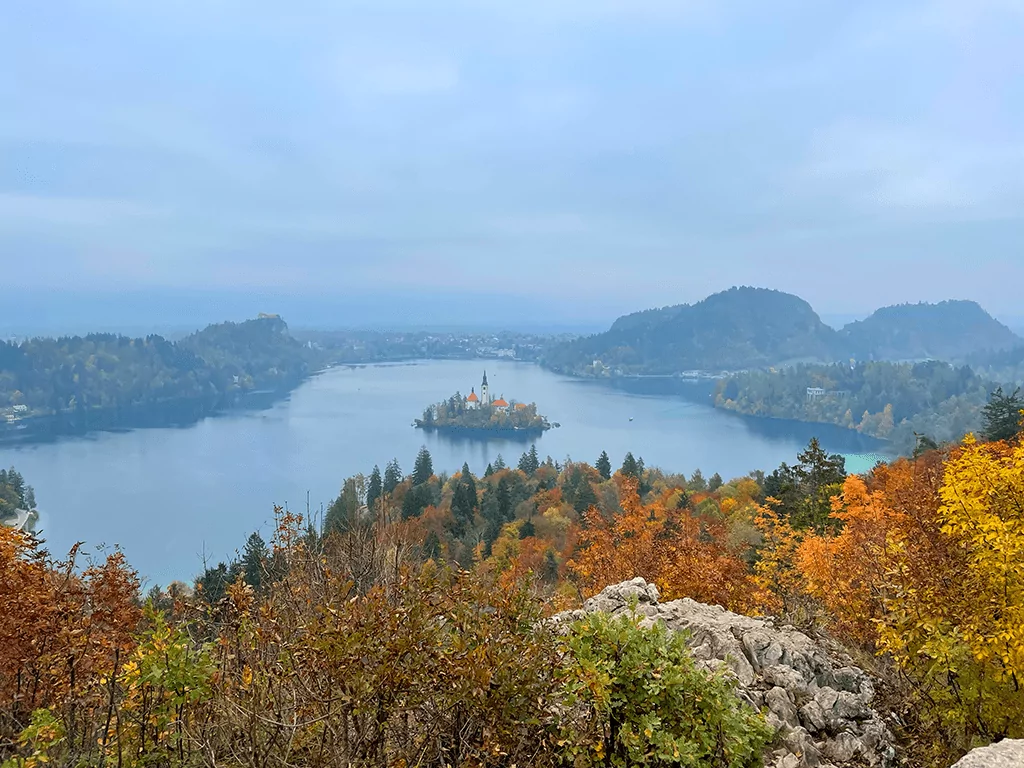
[{"left": 415, "top": 371, "right": 552, "bottom": 436}]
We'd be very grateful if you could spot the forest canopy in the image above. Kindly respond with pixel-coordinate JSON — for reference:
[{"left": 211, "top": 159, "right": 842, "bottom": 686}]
[{"left": 0, "top": 316, "right": 314, "bottom": 420}]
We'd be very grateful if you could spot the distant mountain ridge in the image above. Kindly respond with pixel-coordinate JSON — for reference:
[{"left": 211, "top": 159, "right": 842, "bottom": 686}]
[
  {"left": 543, "top": 288, "right": 1023, "bottom": 375},
  {"left": 839, "top": 300, "right": 1020, "bottom": 361},
  {"left": 543, "top": 287, "right": 842, "bottom": 375}
]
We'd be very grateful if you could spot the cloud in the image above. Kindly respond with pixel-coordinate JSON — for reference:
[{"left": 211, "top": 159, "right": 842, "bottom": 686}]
[
  {"left": 803, "top": 121, "right": 1024, "bottom": 215},
  {"left": 0, "top": 194, "right": 164, "bottom": 229},
  {"left": 333, "top": 49, "right": 460, "bottom": 97}
]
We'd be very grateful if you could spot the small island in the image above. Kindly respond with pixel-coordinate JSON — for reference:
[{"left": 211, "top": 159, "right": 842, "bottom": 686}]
[{"left": 415, "top": 371, "right": 553, "bottom": 436}]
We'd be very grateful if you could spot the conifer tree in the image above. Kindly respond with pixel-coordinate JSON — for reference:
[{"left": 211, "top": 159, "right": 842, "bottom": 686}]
[
  {"left": 366, "top": 465, "right": 383, "bottom": 514},
  {"left": 621, "top": 452, "right": 641, "bottom": 479},
  {"left": 689, "top": 468, "right": 707, "bottom": 492},
  {"left": 981, "top": 387, "right": 1023, "bottom": 443},
  {"left": 383, "top": 458, "right": 402, "bottom": 494},
  {"left": 241, "top": 531, "right": 269, "bottom": 591},
  {"left": 497, "top": 476, "right": 513, "bottom": 522},
  {"left": 596, "top": 451, "right": 612, "bottom": 481},
  {"left": 518, "top": 445, "right": 540, "bottom": 476},
  {"left": 413, "top": 446, "right": 434, "bottom": 486}
]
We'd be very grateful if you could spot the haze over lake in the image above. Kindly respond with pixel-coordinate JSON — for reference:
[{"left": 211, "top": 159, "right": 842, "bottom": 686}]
[{"left": 1, "top": 360, "right": 883, "bottom": 586}]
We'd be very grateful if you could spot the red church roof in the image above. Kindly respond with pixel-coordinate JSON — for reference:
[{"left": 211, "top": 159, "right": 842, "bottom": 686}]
[
  {"left": 491, "top": 397, "right": 509, "bottom": 407},
  {"left": 466, "top": 391, "right": 479, "bottom": 402}
]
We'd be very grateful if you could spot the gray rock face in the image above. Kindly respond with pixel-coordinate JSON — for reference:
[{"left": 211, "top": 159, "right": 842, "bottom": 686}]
[
  {"left": 555, "top": 578, "right": 898, "bottom": 768},
  {"left": 950, "top": 740, "right": 1024, "bottom": 768}
]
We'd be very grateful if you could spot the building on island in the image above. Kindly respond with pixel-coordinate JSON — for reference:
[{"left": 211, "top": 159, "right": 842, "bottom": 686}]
[{"left": 464, "top": 371, "right": 510, "bottom": 411}]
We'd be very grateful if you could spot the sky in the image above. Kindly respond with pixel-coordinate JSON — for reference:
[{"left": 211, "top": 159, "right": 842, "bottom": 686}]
[{"left": 2, "top": 0, "right": 1023, "bottom": 332}]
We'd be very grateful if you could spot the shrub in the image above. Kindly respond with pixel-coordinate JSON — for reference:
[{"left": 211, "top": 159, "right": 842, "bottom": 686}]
[{"left": 558, "top": 610, "right": 772, "bottom": 768}]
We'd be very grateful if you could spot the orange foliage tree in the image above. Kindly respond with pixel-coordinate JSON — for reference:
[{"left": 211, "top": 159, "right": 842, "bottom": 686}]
[
  {"left": 0, "top": 526, "right": 141, "bottom": 742},
  {"left": 568, "top": 477, "right": 756, "bottom": 611}
]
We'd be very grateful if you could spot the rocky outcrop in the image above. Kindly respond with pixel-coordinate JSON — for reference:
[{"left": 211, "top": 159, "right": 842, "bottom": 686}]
[
  {"left": 555, "top": 579, "right": 897, "bottom": 768},
  {"left": 950, "top": 740, "right": 1024, "bottom": 768}
]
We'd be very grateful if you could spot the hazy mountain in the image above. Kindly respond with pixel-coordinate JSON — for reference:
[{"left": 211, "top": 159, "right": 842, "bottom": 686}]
[
  {"left": 839, "top": 301, "right": 1021, "bottom": 362},
  {"left": 543, "top": 287, "right": 842, "bottom": 374}
]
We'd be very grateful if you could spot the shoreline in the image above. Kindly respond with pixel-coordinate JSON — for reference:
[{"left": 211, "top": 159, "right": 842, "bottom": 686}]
[{"left": 0, "top": 382, "right": 306, "bottom": 447}]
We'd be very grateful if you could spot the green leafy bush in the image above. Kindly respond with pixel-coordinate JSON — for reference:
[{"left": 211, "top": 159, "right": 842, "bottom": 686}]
[{"left": 559, "top": 611, "right": 772, "bottom": 768}]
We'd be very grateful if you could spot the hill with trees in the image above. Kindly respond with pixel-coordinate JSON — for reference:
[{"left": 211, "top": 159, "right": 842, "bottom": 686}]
[
  {"left": 543, "top": 287, "right": 843, "bottom": 375},
  {"left": 839, "top": 300, "right": 1021, "bottom": 361},
  {"left": 0, "top": 315, "right": 317, "bottom": 438},
  {"left": 714, "top": 360, "right": 1001, "bottom": 453},
  {"left": 543, "top": 289, "right": 1023, "bottom": 376}
]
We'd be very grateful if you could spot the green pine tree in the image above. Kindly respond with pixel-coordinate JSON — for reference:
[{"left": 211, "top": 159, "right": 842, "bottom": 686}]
[
  {"left": 981, "top": 387, "right": 1023, "bottom": 443},
  {"left": 241, "top": 531, "right": 269, "bottom": 591},
  {"left": 366, "top": 465, "right": 383, "bottom": 515},
  {"left": 412, "top": 446, "right": 434, "bottom": 486},
  {"left": 621, "top": 452, "right": 640, "bottom": 479},
  {"left": 383, "top": 458, "right": 402, "bottom": 493},
  {"left": 596, "top": 451, "right": 612, "bottom": 481}
]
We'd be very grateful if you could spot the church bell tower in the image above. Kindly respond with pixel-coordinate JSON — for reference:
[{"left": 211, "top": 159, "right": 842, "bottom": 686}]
[{"left": 481, "top": 370, "right": 489, "bottom": 405}]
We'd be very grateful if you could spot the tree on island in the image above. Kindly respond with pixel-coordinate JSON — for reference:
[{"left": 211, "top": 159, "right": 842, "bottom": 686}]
[
  {"left": 596, "top": 451, "right": 612, "bottom": 481},
  {"left": 416, "top": 390, "right": 549, "bottom": 432}
]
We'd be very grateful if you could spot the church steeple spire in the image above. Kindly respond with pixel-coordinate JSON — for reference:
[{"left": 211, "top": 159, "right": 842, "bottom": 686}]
[{"left": 481, "top": 370, "right": 489, "bottom": 405}]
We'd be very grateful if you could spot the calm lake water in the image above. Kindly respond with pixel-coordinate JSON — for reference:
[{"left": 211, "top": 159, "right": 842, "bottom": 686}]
[{"left": 2, "top": 360, "right": 885, "bottom": 586}]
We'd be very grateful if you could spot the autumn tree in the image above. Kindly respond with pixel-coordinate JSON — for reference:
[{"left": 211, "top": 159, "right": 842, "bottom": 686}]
[
  {"left": 569, "top": 478, "right": 756, "bottom": 612},
  {"left": 794, "top": 442, "right": 1024, "bottom": 763}
]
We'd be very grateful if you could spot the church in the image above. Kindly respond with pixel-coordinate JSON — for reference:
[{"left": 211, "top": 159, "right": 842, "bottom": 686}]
[{"left": 465, "top": 371, "right": 509, "bottom": 410}]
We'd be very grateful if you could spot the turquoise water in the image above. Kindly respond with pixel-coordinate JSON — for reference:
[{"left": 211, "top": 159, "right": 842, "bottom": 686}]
[{"left": 841, "top": 452, "right": 892, "bottom": 476}]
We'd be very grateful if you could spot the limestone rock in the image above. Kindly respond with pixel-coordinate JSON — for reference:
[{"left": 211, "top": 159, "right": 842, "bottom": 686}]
[
  {"left": 950, "top": 740, "right": 1024, "bottom": 768},
  {"left": 555, "top": 579, "right": 897, "bottom": 768}
]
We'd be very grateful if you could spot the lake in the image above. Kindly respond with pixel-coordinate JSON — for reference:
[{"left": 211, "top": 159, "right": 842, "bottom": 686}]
[{"left": 1, "top": 360, "right": 886, "bottom": 586}]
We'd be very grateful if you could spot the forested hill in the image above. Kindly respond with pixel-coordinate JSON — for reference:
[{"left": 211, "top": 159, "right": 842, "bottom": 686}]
[
  {"left": 0, "top": 315, "right": 314, "bottom": 423},
  {"left": 543, "top": 287, "right": 842, "bottom": 375},
  {"left": 839, "top": 300, "right": 1021, "bottom": 361},
  {"left": 542, "top": 289, "right": 1023, "bottom": 376}
]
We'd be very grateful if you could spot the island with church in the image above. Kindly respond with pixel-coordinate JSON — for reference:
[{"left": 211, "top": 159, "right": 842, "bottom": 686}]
[{"left": 414, "top": 371, "right": 554, "bottom": 437}]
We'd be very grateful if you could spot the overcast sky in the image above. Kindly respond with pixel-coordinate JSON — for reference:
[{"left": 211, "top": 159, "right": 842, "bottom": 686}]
[{"left": 2, "top": 0, "right": 1023, "bottom": 328}]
